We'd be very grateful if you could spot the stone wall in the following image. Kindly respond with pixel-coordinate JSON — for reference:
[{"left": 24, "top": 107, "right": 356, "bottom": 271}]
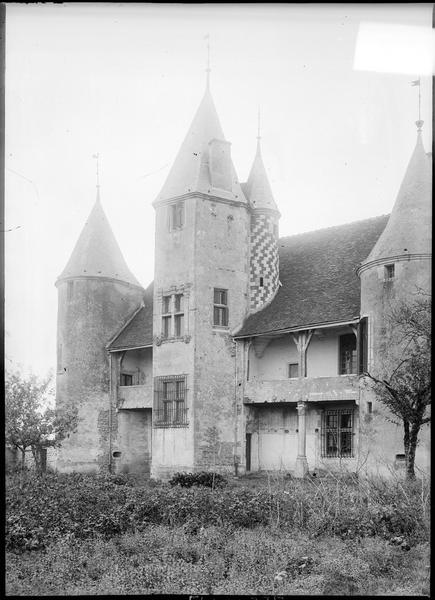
[
  {"left": 359, "top": 255, "right": 431, "bottom": 475},
  {"left": 192, "top": 196, "right": 250, "bottom": 473},
  {"left": 56, "top": 277, "right": 144, "bottom": 473}
]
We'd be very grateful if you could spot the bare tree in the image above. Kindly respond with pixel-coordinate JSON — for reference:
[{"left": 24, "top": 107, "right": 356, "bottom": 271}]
[{"left": 362, "top": 294, "right": 431, "bottom": 479}]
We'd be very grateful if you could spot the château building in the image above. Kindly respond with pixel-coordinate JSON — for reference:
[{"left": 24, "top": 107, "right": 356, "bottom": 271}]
[{"left": 55, "top": 76, "right": 431, "bottom": 479}]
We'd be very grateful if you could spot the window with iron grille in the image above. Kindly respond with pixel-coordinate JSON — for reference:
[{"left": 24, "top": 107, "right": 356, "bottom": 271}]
[
  {"left": 169, "top": 201, "right": 185, "bottom": 231},
  {"left": 213, "top": 288, "right": 229, "bottom": 327},
  {"left": 154, "top": 375, "right": 188, "bottom": 427},
  {"left": 339, "top": 333, "right": 357, "bottom": 374},
  {"left": 321, "top": 408, "right": 354, "bottom": 458}
]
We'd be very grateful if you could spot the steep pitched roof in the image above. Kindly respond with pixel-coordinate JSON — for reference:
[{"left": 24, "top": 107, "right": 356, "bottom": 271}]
[
  {"left": 155, "top": 86, "right": 246, "bottom": 203},
  {"left": 244, "top": 140, "right": 279, "bottom": 212},
  {"left": 108, "top": 283, "right": 154, "bottom": 350},
  {"left": 58, "top": 197, "right": 142, "bottom": 288},
  {"left": 363, "top": 126, "right": 432, "bottom": 265},
  {"left": 235, "top": 215, "right": 389, "bottom": 337}
]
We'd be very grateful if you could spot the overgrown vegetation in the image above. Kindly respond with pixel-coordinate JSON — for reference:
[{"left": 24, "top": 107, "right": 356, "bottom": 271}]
[
  {"left": 6, "top": 525, "right": 430, "bottom": 596},
  {"left": 6, "top": 470, "right": 430, "bottom": 594},
  {"left": 6, "top": 471, "right": 429, "bottom": 553},
  {"left": 169, "top": 471, "right": 227, "bottom": 489}
]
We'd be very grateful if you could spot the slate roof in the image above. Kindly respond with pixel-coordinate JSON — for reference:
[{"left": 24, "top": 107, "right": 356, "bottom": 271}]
[
  {"left": 244, "top": 139, "right": 279, "bottom": 213},
  {"left": 155, "top": 85, "right": 247, "bottom": 204},
  {"left": 363, "top": 127, "right": 431, "bottom": 265},
  {"left": 235, "top": 215, "right": 389, "bottom": 338},
  {"left": 58, "top": 196, "right": 142, "bottom": 288},
  {"left": 108, "top": 283, "right": 154, "bottom": 350}
]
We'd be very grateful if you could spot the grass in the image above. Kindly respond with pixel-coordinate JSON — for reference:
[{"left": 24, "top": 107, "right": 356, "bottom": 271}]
[
  {"left": 5, "top": 469, "right": 431, "bottom": 596},
  {"left": 6, "top": 526, "right": 430, "bottom": 595}
]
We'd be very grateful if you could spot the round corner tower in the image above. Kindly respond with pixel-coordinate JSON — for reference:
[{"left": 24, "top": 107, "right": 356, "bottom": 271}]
[
  {"left": 55, "top": 195, "right": 144, "bottom": 473},
  {"left": 357, "top": 121, "right": 431, "bottom": 371},
  {"left": 244, "top": 137, "right": 281, "bottom": 312},
  {"left": 357, "top": 121, "right": 431, "bottom": 473}
]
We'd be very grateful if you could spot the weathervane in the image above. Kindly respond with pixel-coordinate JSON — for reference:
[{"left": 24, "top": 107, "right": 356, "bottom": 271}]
[{"left": 411, "top": 77, "right": 423, "bottom": 130}]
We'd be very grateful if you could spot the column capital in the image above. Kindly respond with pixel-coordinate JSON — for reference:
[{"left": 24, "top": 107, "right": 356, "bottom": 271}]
[{"left": 297, "top": 400, "right": 307, "bottom": 414}]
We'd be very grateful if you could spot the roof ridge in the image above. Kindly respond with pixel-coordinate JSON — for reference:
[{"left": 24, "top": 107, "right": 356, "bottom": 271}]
[
  {"left": 278, "top": 214, "right": 390, "bottom": 241},
  {"left": 106, "top": 301, "right": 145, "bottom": 349}
]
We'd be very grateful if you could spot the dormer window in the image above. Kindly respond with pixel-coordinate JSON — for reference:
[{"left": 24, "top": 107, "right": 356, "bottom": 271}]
[
  {"left": 384, "top": 264, "right": 395, "bottom": 281},
  {"left": 169, "top": 201, "right": 185, "bottom": 231}
]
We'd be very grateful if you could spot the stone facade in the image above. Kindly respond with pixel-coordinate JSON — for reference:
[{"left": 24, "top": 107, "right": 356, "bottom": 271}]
[{"left": 55, "top": 85, "right": 431, "bottom": 479}]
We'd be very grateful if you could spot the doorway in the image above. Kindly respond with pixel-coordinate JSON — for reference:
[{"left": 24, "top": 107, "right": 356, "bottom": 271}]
[{"left": 246, "top": 433, "right": 252, "bottom": 472}]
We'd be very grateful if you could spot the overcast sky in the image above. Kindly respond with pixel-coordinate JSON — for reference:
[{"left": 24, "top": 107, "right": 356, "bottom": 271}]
[{"left": 5, "top": 3, "right": 433, "bottom": 378}]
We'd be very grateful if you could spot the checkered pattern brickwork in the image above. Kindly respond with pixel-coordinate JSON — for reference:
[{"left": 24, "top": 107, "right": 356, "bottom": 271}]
[{"left": 250, "top": 213, "right": 279, "bottom": 311}]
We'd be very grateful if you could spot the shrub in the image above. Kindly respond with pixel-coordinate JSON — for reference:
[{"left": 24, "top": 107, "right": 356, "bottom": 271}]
[
  {"left": 5, "top": 470, "right": 430, "bottom": 554},
  {"left": 169, "top": 471, "right": 227, "bottom": 489}
]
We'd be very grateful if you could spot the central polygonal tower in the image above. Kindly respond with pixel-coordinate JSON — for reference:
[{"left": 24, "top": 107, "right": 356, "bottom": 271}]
[{"left": 151, "top": 82, "right": 251, "bottom": 478}]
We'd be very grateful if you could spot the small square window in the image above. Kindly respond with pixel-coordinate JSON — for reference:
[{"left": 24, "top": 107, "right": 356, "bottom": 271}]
[
  {"left": 384, "top": 264, "right": 395, "bottom": 280},
  {"left": 288, "top": 363, "right": 299, "bottom": 378},
  {"left": 121, "top": 373, "right": 133, "bottom": 386}
]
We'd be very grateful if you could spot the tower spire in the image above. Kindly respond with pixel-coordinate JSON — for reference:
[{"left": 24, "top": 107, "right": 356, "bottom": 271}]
[{"left": 204, "top": 34, "right": 211, "bottom": 90}]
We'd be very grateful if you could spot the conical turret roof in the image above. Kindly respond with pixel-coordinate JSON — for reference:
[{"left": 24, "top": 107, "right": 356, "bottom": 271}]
[
  {"left": 244, "top": 139, "right": 279, "bottom": 213},
  {"left": 155, "top": 86, "right": 246, "bottom": 203},
  {"left": 57, "top": 196, "right": 142, "bottom": 288},
  {"left": 363, "top": 124, "right": 431, "bottom": 265}
]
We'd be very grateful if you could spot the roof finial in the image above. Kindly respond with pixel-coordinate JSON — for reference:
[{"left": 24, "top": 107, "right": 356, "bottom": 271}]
[
  {"left": 411, "top": 77, "right": 423, "bottom": 131},
  {"left": 204, "top": 33, "right": 211, "bottom": 89},
  {"left": 92, "top": 153, "right": 100, "bottom": 202},
  {"left": 257, "top": 106, "right": 261, "bottom": 141}
]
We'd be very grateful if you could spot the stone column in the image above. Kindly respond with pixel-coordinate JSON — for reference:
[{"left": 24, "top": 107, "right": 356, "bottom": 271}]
[{"left": 295, "top": 400, "right": 309, "bottom": 478}]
